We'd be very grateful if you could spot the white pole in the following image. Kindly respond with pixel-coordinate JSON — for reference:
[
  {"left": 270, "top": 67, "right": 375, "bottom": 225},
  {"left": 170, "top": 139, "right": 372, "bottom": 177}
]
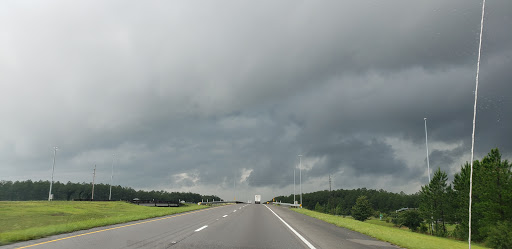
[
  {"left": 294, "top": 164, "right": 296, "bottom": 205},
  {"left": 92, "top": 165, "right": 96, "bottom": 200},
  {"left": 109, "top": 154, "right": 114, "bottom": 200},
  {"left": 48, "top": 146, "right": 58, "bottom": 201},
  {"left": 299, "top": 155, "right": 302, "bottom": 208},
  {"left": 424, "top": 118, "right": 431, "bottom": 182},
  {"left": 469, "top": 1, "right": 486, "bottom": 247},
  {"left": 424, "top": 118, "right": 434, "bottom": 233}
]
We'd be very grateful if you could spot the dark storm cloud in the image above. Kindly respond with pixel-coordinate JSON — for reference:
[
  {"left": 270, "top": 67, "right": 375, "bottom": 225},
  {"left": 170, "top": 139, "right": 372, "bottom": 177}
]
[
  {"left": 1, "top": 0, "right": 511, "bottom": 199},
  {"left": 429, "top": 146, "right": 467, "bottom": 171},
  {"left": 307, "top": 138, "right": 419, "bottom": 178}
]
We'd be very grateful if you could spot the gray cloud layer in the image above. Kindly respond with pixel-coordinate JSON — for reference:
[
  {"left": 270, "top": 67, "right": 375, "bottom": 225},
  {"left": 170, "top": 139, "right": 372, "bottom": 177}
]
[{"left": 1, "top": 0, "right": 511, "bottom": 200}]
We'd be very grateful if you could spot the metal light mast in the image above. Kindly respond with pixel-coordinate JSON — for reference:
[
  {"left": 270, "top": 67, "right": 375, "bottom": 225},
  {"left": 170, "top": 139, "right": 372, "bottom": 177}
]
[
  {"left": 109, "top": 154, "right": 115, "bottom": 200},
  {"left": 299, "top": 155, "right": 303, "bottom": 207},
  {"left": 48, "top": 146, "right": 58, "bottom": 201},
  {"left": 92, "top": 165, "right": 96, "bottom": 200}
]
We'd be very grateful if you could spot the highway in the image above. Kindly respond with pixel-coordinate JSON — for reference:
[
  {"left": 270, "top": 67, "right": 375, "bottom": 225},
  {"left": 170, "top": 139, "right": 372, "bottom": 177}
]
[{"left": 3, "top": 204, "right": 399, "bottom": 249}]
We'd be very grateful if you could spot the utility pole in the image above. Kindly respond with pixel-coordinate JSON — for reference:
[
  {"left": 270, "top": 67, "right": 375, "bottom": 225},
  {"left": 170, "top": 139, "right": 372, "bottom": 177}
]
[
  {"left": 329, "top": 174, "right": 332, "bottom": 192},
  {"left": 109, "top": 154, "right": 114, "bottom": 201},
  {"left": 48, "top": 146, "right": 58, "bottom": 201},
  {"left": 92, "top": 165, "right": 96, "bottom": 200}
]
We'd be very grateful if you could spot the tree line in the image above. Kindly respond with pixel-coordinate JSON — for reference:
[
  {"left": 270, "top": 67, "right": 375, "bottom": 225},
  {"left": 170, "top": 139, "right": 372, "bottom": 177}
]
[
  {"left": 0, "top": 180, "right": 220, "bottom": 203},
  {"left": 276, "top": 148, "right": 510, "bottom": 248},
  {"left": 419, "top": 148, "right": 511, "bottom": 247},
  {"left": 274, "top": 186, "right": 419, "bottom": 215}
]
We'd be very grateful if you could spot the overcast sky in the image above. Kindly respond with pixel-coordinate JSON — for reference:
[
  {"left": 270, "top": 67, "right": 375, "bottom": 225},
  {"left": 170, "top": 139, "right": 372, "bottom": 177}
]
[{"left": 1, "top": 0, "right": 511, "bottom": 201}]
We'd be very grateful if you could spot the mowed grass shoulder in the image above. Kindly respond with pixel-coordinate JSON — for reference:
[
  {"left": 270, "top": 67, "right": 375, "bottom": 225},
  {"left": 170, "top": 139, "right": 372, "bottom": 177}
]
[
  {"left": 0, "top": 201, "right": 207, "bottom": 245},
  {"left": 292, "top": 208, "right": 489, "bottom": 249}
]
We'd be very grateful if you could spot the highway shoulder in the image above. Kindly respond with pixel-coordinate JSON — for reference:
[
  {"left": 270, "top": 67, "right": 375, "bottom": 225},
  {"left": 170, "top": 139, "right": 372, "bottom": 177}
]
[{"left": 266, "top": 205, "right": 400, "bottom": 249}]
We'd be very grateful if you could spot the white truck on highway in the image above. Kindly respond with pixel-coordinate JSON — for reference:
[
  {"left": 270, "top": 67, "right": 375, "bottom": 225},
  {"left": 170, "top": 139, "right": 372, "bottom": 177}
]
[{"left": 254, "top": 195, "right": 261, "bottom": 204}]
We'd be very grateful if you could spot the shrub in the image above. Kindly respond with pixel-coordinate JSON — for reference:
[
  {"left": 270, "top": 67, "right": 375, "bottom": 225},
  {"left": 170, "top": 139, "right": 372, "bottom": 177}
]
[
  {"left": 399, "top": 210, "right": 422, "bottom": 232},
  {"left": 351, "top": 196, "right": 374, "bottom": 221},
  {"left": 314, "top": 202, "right": 325, "bottom": 213},
  {"left": 485, "top": 221, "right": 512, "bottom": 249},
  {"left": 419, "top": 223, "right": 429, "bottom": 234},
  {"left": 374, "top": 210, "right": 380, "bottom": 218}
]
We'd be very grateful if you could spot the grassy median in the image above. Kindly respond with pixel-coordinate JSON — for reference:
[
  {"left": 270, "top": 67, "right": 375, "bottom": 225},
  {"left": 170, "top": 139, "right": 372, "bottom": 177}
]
[
  {"left": 292, "top": 208, "right": 489, "bottom": 249},
  {"left": 0, "top": 201, "right": 208, "bottom": 245}
]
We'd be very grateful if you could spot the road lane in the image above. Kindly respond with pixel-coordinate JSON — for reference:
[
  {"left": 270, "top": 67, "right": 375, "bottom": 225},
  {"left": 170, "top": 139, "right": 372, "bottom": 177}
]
[
  {"left": 2, "top": 204, "right": 400, "bottom": 249},
  {"left": 171, "top": 204, "right": 307, "bottom": 249},
  {"left": 2, "top": 205, "right": 234, "bottom": 249}
]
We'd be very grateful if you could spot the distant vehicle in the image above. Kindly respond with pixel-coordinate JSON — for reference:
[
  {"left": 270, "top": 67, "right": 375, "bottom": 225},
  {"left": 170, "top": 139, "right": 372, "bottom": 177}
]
[{"left": 254, "top": 195, "right": 261, "bottom": 204}]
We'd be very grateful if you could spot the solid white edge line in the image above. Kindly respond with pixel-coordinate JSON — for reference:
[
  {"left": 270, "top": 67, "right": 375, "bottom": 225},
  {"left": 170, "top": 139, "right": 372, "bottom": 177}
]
[
  {"left": 265, "top": 205, "right": 317, "bottom": 249},
  {"left": 194, "top": 225, "right": 208, "bottom": 232}
]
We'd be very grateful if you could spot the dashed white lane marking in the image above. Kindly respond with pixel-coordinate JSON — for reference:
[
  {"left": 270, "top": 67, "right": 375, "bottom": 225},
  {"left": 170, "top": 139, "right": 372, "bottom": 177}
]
[
  {"left": 233, "top": 210, "right": 237, "bottom": 212},
  {"left": 12, "top": 206, "right": 221, "bottom": 249},
  {"left": 194, "top": 225, "right": 208, "bottom": 232},
  {"left": 222, "top": 215, "right": 228, "bottom": 218},
  {"left": 264, "top": 205, "right": 317, "bottom": 249}
]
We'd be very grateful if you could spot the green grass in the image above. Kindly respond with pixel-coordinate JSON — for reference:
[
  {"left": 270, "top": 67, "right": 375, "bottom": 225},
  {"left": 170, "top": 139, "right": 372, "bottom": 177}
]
[
  {"left": 292, "top": 208, "right": 489, "bottom": 249},
  {"left": 363, "top": 217, "right": 457, "bottom": 235},
  {"left": 365, "top": 217, "right": 403, "bottom": 228},
  {"left": 0, "top": 201, "right": 208, "bottom": 245}
]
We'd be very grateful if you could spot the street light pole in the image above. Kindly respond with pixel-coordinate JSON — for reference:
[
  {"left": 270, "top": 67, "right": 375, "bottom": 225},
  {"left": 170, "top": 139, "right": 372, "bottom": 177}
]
[
  {"left": 469, "top": 2, "right": 486, "bottom": 247},
  {"left": 92, "top": 165, "right": 96, "bottom": 200},
  {"left": 425, "top": 118, "right": 434, "bottom": 234},
  {"left": 109, "top": 154, "right": 114, "bottom": 201},
  {"left": 294, "top": 164, "right": 296, "bottom": 205},
  {"left": 424, "top": 118, "right": 431, "bottom": 182},
  {"left": 299, "top": 155, "right": 302, "bottom": 208},
  {"left": 48, "top": 146, "right": 58, "bottom": 201}
]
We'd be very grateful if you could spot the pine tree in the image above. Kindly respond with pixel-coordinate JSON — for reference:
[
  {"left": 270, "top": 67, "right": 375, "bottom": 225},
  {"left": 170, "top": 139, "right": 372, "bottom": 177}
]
[
  {"left": 419, "top": 168, "right": 450, "bottom": 236},
  {"left": 315, "top": 202, "right": 324, "bottom": 213},
  {"left": 335, "top": 204, "right": 343, "bottom": 215},
  {"left": 452, "top": 148, "right": 512, "bottom": 242},
  {"left": 351, "top": 195, "right": 373, "bottom": 221}
]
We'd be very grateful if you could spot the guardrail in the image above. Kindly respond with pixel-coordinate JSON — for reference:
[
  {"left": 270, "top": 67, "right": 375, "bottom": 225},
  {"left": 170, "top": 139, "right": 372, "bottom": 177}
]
[
  {"left": 130, "top": 199, "right": 181, "bottom": 207},
  {"left": 197, "top": 201, "right": 247, "bottom": 205},
  {"left": 73, "top": 199, "right": 116, "bottom": 201},
  {"left": 73, "top": 199, "right": 185, "bottom": 207},
  {"left": 272, "top": 202, "right": 301, "bottom": 208}
]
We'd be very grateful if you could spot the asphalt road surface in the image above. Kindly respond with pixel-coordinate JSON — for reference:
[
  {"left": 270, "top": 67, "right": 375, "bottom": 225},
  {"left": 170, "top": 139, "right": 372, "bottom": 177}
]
[{"left": 3, "top": 204, "right": 399, "bottom": 249}]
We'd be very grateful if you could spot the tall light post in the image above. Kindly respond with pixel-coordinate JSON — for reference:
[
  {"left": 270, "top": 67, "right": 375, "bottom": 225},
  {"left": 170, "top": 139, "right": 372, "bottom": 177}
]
[
  {"left": 299, "top": 154, "right": 302, "bottom": 208},
  {"left": 424, "top": 118, "right": 433, "bottom": 233},
  {"left": 424, "top": 118, "right": 431, "bottom": 182},
  {"left": 109, "top": 154, "right": 115, "bottom": 200},
  {"left": 469, "top": 1, "right": 486, "bottom": 247},
  {"left": 293, "top": 163, "right": 296, "bottom": 205},
  {"left": 92, "top": 165, "right": 96, "bottom": 200},
  {"left": 48, "top": 146, "right": 58, "bottom": 201}
]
